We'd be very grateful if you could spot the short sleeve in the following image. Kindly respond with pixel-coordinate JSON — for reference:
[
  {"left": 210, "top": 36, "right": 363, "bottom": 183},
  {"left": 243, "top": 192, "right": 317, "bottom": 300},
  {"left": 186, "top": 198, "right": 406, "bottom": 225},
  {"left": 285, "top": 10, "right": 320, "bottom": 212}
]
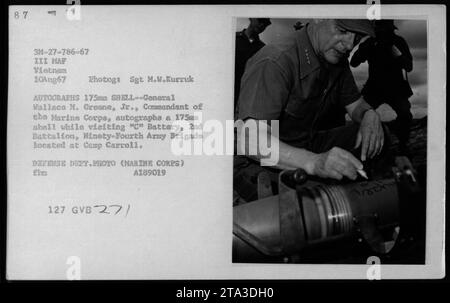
[
  {"left": 237, "top": 58, "right": 291, "bottom": 121},
  {"left": 338, "top": 64, "right": 361, "bottom": 107}
]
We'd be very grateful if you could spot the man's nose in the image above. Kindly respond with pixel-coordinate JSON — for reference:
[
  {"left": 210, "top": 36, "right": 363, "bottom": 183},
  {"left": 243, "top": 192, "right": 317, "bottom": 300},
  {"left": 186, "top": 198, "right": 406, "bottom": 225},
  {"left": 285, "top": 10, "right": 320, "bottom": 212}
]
[{"left": 342, "top": 33, "right": 356, "bottom": 50}]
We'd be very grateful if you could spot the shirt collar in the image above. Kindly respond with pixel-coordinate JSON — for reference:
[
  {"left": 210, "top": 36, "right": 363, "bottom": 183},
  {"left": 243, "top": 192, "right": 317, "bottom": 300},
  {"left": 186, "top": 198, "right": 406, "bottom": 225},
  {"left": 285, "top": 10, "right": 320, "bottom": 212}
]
[{"left": 295, "top": 24, "right": 321, "bottom": 79}]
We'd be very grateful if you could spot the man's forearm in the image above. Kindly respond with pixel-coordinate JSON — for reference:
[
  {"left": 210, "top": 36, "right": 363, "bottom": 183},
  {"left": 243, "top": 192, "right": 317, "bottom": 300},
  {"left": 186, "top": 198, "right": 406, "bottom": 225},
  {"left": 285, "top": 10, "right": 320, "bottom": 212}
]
[
  {"left": 348, "top": 99, "right": 375, "bottom": 123},
  {"left": 236, "top": 119, "right": 317, "bottom": 172},
  {"left": 276, "top": 140, "right": 317, "bottom": 172}
]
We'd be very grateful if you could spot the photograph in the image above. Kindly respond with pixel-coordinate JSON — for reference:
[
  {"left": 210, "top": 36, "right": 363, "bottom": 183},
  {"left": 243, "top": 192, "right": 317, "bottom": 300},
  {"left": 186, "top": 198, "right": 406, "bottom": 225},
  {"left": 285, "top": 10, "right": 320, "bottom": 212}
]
[
  {"left": 4, "top": 2, "right": 444, "bottom": 283},
  {"left": 233, "top": 17, "right": 427, "bottom": 264}
]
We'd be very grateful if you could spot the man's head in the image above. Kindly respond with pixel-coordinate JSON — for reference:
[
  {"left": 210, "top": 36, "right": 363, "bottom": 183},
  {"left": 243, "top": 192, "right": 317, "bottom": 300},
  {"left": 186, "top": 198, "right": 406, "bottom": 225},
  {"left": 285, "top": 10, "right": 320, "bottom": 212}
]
[
  {"left": 248, "top": 18, "right": 272, "bottom": 35},
  {"left": 375, "top": 20, "right": 397, "bottom": 44},
  {"left": 309, "top": 19, "right": 374, "bottom": 65}
]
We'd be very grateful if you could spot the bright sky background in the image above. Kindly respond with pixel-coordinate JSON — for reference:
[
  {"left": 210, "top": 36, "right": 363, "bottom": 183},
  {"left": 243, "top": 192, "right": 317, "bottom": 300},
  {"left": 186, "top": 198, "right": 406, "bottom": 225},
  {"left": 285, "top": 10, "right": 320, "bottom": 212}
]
[{"left": 236, "top": 18, "right": 427, "bottom": 120}]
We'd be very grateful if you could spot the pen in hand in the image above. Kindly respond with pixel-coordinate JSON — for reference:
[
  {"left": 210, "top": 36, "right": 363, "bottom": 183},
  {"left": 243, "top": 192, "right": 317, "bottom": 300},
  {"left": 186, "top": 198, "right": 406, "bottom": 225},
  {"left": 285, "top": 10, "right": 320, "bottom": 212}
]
[{"left": 357, "top": 169, "right": 368, "bottom": 180}]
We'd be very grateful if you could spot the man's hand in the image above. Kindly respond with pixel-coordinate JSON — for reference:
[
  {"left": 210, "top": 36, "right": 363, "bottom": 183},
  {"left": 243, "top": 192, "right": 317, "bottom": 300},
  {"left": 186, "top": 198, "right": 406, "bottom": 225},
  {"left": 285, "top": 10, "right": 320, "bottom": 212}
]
[
  {"left": 354, "top": 109, "right": 384, "bottom": 161},
  {"left": 307, "top": 147, "right": 363, "bottom": 180}
]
